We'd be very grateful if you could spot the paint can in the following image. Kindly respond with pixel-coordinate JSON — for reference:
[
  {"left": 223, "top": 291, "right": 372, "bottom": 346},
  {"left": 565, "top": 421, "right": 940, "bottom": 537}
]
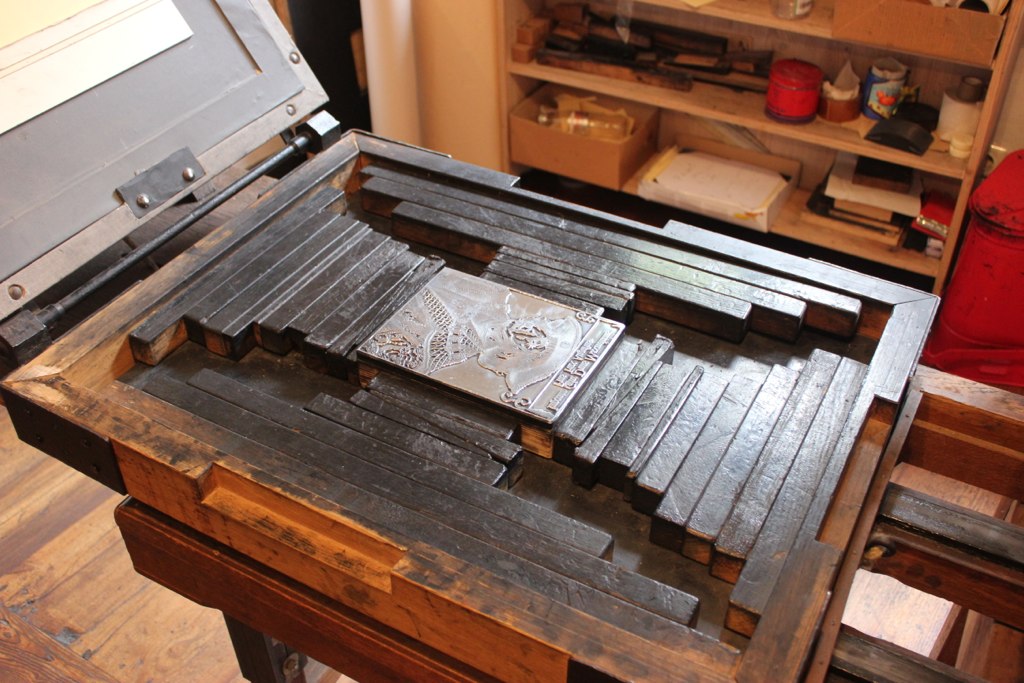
[
  {"left": 765, "top": 59, "right": 823, "bottom": 123},
  {"left": 862, "top": 57, "right": 908, "bottom": 120},
  {"left": 923, "top": 151, "right": 1024, "bottom": 386}
]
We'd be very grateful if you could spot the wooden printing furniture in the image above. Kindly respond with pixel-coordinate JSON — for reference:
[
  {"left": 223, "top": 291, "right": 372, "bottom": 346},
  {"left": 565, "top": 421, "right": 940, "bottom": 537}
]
[
  {"left": 6, "top": 130, "right": 1007, "bottom": 682},
  {"left": 113, "top": 371, "right": 1024, "bottom": 683}
]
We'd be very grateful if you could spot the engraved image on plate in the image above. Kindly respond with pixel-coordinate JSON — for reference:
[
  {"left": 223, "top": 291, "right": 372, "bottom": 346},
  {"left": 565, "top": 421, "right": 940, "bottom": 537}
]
[{"left": 357, "top": 268, "right": 624, "bottom": 423}]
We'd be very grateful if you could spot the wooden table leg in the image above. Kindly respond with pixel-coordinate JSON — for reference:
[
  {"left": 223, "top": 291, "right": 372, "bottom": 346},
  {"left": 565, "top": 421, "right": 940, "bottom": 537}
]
[{"left": 223, "top": 613, "right": 308, "bottom": 683}]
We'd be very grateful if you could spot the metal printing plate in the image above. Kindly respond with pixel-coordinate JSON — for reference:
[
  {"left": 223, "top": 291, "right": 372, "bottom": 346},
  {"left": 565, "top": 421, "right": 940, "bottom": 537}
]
[{"left": 358, "top": 269, "right": 625, "bottom": 424}]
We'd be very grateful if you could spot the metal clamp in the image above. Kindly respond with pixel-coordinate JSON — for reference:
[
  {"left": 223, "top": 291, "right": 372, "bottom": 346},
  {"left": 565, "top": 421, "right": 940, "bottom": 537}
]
[{"left": 116, "top": 147, "right": 206, "bottom": 218}]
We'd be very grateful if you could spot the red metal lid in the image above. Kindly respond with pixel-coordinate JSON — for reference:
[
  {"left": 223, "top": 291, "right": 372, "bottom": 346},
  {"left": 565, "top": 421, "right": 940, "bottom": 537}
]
[
  {"left": 970, "top": 150, "right": 1024, "bottom": 234},
  {"left": 769, "top": 59, "right": 824, "bottom": 88}
]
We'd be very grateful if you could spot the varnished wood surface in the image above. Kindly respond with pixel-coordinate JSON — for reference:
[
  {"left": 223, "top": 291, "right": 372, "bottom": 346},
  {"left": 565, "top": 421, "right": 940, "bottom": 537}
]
[
  {"left": 681, "top": 365, "right": 798, "bottom": 560},
  {"left": 128, "top": 183, "right": 348, "bottom": 365},
  {"left": 361, "top": 170, "right": 811, "bottom": 343},
  {"left": 728, "top": 357, "right": 869, "bottom": 630},
  {"left": 128, "top": 347, "right": 702, "bottom": 629},
  {"left": 650, "top": 374, "right": 755, "bottom": 547},
  {"left": 555, "top": 335, "right": 671, "bottom": 463}
]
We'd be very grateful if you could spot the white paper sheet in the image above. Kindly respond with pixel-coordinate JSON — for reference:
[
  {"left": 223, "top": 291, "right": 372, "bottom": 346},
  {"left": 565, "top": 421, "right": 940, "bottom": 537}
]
[
  {"left": 825, "top": 152, "right": 922, "bottom": 217},
  {"left": 649, "top": 151, "right": 787, "bottom": 212},
  {"left": 0, "top": 0, "right": 192, "bottom": 134}
]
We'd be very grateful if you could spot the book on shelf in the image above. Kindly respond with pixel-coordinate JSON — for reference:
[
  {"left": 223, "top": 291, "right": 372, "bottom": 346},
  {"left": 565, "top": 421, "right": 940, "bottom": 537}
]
[
  {"left": 910, "top": 191, "right": 955, "bottom": 241},
  {"left": 852, "top": 156, "right": 914, "bottom": 193},
  {"left": 825, "top": 152, "right": 922, "bottom": 217},
  {"left": 806, "top": 184, "right": 909, "bottom": 247},
  {"left": 831, "top": 198, "right": 893, "bottom": 223}
]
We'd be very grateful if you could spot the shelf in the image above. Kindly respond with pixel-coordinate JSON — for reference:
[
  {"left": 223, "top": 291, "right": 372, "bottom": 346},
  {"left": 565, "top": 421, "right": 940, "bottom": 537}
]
[
  {"left": 622, "top": 158, "right": 939, "bottom": 277},
  {"left": 503, "top": 0, "right": 1023, "bottom": 293},
  {"left": 615, "top": 0, "right": 997, "bottom": 68},
  {"left": 771, "top": 188, "right": 939, "bottom": 277},
  {"left": 622, "top": 0, "right": 834, "bottom": 40},
  {"left": 510, "top": 60, "right": 968, "bottom": 179}
]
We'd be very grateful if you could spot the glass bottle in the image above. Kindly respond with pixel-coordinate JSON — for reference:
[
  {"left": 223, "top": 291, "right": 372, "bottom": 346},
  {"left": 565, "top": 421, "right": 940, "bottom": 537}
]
[
  {"left": 771, "top": 0, "right": 813, "bottom": 19},
  {"left": 537, "top": 106, "right": 630, "bottom": 139}
]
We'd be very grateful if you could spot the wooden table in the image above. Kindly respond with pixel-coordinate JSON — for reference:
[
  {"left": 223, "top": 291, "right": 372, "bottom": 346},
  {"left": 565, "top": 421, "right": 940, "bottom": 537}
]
[{"left": 3, "top": 132, "right": 1020, "bottom": 682}]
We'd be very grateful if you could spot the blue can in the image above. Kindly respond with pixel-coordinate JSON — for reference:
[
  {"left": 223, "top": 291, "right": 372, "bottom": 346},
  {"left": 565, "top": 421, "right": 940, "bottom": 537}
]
[{"left": 862, "top": 58, "right": 908, "bottom": 120}]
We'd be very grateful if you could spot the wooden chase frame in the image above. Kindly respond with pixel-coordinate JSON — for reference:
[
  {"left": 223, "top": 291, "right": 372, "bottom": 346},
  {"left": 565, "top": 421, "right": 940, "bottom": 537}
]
[{"left": 1, "top": 132, "right": 941, "bottom": 682}]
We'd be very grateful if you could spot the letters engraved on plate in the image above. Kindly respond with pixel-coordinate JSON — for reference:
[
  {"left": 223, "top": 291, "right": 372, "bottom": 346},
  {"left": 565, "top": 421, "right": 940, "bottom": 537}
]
[{"left": 357, "top": 268, "right": 624, "bottom": 424}]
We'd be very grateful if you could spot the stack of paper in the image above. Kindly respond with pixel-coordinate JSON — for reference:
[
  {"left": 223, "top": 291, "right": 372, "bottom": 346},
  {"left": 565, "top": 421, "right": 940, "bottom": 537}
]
[
  {"left": 639, "top": 147, "right": 791, "bottom": 231},
  {"left": 825, "top": 152, "right": 922, "bottom": 217}
]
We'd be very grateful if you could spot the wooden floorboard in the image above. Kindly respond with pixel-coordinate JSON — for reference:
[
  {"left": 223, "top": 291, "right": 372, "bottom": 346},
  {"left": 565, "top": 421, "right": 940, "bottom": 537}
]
[{"left": 0, "top": 409, "right": 246, "bottom": 683}]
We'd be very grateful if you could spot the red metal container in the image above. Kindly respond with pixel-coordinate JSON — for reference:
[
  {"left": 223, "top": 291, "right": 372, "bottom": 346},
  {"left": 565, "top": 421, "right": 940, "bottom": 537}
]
[
  {"left": 765, "top": 59, "right": 823, "bottom": 123},
  {"left": 923, "top": 150, "right": 1024, "bottom": 386}
]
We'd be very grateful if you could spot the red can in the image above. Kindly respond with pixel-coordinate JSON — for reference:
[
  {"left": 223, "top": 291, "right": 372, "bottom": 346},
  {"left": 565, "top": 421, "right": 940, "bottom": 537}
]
[
  {"left": 923, "top": 151, "right": 1024, "bottom": 386},
  {"left": 765, "top": 59, "right": 823, "bottom": 123}
]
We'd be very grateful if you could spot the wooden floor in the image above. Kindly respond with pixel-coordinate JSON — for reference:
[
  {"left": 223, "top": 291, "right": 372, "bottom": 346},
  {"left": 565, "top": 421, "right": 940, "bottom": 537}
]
[{"left": 0, "top": 408, "right": 246, "bottom": 682}]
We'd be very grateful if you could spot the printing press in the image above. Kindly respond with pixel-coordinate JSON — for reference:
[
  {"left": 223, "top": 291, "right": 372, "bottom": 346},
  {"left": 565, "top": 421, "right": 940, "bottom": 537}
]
[{"left": 3, "top": 2, "right": 1021, "bottom": 681}]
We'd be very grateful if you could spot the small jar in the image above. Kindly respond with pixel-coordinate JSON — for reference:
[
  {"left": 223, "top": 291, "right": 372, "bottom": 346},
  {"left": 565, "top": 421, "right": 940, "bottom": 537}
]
[
  {"left": 949, "top": 133, "right": 975, "bottom": 159},
  {"left": 765, "top": 59, "right": 824, "bottom": 123},
  {"left": 771, "top": 0, "right": 813, "bottom": 19}
]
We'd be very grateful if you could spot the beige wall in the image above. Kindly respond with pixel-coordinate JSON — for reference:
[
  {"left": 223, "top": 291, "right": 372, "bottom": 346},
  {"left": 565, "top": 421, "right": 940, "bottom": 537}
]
[
  {"left": 412, "top": 2, "right": 504, "bottom": 170},
  {"left": 361, "top": 0, "right": 504, "bottom": 170},
  {"left": 361, "top": 0, "right": 423, "bottom": 146},
  {"left": 991, "top": 42, "right": 1024, "bottom": 168}
]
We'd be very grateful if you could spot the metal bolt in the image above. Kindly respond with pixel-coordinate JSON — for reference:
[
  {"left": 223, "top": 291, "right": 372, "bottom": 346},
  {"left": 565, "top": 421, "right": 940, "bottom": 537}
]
[
  {"left": 182, "top": 167, "right": 196, "bottom": 182},
  {"left": 289, "top": 50, "right": 301, "bottom": 64},
  {"left": 135, "top": 193, "right": 152, "bottom": 209},
  {"left": 286, "top": 104, "right": 296, "bottom": 116},
  {"left": 8, "top": 284, "right": 24, "bottom": 300},
  {"left": 863, "top": 543, "right": 893, "bottom": 562},
  {"left": 281, "top": 652, "right": 301, "bottom": 680}
]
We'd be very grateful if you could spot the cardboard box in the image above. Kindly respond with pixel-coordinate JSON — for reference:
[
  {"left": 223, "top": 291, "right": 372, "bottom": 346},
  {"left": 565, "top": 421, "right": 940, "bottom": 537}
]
[
  {"left": 637, "top": 134, "right": 801, "bottom": 232},
  {"left": 833, "top": 0, "right": 1004, "bottom": 67},
  {"left": 509, "top": 85, "right": 659, "bottom": 190}
]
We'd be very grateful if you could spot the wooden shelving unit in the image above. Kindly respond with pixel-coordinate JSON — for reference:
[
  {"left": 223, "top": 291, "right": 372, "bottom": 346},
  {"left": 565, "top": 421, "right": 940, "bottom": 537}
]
[
  {"left": 510, "top": 61, "right": 968, "bottom": 180},
  {"left": 499, "top": 0, "right": 1024, "bottom": 293},
  {"left": 609, "top": 0, "right": 835, "bottom": 39},
  {"left": 621, "top": 153, "right": 941, "bottom": 278}
]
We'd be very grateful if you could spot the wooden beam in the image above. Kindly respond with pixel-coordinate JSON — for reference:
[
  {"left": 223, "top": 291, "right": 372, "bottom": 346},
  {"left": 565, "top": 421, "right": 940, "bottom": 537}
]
[
  {"left": 903, "top": 420, "right": 1024, "bottom": 501},
  {"left": 116, "top": 499, "right": 497, "bottom": 683},
  {"left": 901, "top": 366, "right": 1024, "bottom": 500},
  {"left": 879, "top": 483, "right": 1024, "bottom": 566},
  {"left": 864, "top": 520, "right": 1024, "bottom": 631},
  {"left": 362, "top": 164, "right": 860, "bottom": 338},
  {"left": 735, "top": 537, "right": 841, "bottom": 682},
  {"left": 913, "top": 365, "right": 1024, "bottom": 448},
  {"left": 829, "top": 626, "right": 986, "bottom": 683}
]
